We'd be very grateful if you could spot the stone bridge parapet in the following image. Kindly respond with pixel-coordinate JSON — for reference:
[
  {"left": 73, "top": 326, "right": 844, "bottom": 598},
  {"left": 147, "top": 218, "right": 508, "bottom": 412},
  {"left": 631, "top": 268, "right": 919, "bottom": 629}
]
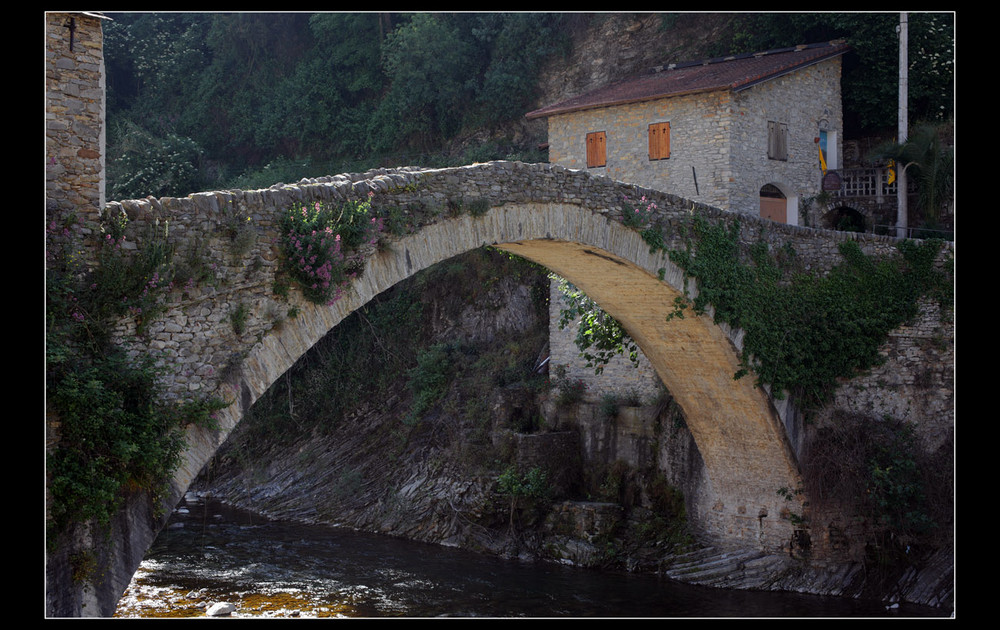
[{"left": 81, "top": 160, "right": 922, "bottom": 407}]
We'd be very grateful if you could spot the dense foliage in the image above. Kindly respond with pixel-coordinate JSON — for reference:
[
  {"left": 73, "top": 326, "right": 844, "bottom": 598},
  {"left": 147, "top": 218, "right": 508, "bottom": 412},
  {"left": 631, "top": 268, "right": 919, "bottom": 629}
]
[
  {"left": 103, "top": 12, "right": 569, "bottom": 200},
  {"left": 666, "top": 216, "right": 953, "bottom": 411},
  {"left": 103, "top": 12, "right": 953, "bottom": 201}
]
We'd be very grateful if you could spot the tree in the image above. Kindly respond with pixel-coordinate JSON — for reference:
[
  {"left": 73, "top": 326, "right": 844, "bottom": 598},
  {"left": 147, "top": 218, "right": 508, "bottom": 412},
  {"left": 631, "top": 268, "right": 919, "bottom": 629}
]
[
  {"left": 372, "top": 14, "right": 476, "bottom": 152},
  {"left": 496, "top": 466, "right": 550, "bottom": 533},
  {"left": 871, "top": 122, "right": 954, "bottom": 230}
]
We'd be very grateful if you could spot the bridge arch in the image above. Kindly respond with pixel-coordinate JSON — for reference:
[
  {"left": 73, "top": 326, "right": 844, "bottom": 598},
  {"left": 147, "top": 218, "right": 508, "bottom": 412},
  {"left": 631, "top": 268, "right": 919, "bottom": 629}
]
[{"left": 179, "top": 199, "right": 804, "bottom": 553}]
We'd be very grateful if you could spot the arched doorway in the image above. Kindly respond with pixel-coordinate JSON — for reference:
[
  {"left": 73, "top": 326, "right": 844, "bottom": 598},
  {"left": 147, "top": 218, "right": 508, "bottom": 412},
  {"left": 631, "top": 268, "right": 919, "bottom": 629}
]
[{"left": 759, "top": 184, "right": 787, "bottom": 223}]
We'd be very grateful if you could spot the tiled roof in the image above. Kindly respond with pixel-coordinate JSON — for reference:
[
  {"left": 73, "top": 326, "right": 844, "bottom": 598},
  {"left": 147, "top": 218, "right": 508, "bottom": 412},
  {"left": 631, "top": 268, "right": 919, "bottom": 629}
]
[{"left": 525, "top": 40, "right": 850, "bottom": 120}]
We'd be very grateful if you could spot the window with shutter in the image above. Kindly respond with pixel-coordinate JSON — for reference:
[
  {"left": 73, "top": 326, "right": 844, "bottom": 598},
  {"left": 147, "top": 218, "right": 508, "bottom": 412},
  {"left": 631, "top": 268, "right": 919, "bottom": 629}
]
[
  {"left": 586, "top": 131, "right": 606, "bottom": 168},
  {"left": 648, "top": 122, "right": 671, "bottom": 160},
  {"left": 768, "top": 121, "right": 788, "bottom": 161}
]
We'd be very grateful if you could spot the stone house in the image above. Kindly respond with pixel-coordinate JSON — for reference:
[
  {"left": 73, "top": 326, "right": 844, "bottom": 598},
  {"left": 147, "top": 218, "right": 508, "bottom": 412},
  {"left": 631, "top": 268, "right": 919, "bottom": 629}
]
[{"left": 526, "top": 40, "right": 850, "bottom": 226}]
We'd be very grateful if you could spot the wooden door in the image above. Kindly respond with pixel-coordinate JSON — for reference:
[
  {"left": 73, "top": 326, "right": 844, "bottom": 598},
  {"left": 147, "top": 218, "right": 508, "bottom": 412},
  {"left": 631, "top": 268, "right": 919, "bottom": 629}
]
[{"left": 760, "top": 195, "right": 787, "bottom": 223}]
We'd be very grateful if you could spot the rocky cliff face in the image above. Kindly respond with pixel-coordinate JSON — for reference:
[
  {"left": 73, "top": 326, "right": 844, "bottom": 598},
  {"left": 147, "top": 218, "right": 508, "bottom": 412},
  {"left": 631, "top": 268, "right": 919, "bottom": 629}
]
[{"left": 534, "top": 13, "right": 735, "bottom": 107}]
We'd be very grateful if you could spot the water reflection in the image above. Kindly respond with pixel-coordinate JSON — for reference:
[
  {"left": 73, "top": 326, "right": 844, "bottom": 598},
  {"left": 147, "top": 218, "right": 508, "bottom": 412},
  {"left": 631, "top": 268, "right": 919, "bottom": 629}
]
[{"left": 115, "top": 496, "right": 946, "bottom": 618}]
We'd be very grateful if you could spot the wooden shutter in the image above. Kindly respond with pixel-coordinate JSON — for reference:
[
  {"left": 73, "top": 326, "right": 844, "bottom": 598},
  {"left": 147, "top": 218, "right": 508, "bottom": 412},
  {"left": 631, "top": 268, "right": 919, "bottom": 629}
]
[
  {"left": 586, "top": 131, "right": 606, "bottom": 168},
  {"left": 768, "top": 121, "right": 788, "bottom": 161},
  {"left": 648, "top": 122, "right": 671, "bottom": 160}
]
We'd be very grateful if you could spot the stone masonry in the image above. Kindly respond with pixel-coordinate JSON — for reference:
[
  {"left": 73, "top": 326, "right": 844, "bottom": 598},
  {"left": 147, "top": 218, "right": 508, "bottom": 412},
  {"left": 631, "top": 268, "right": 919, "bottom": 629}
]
[
  {"left": 541, "top": 54, "right": 844, "bottom": 225},
  {"left": 45, "top": 12, "right": 107, "bottom": 224}
]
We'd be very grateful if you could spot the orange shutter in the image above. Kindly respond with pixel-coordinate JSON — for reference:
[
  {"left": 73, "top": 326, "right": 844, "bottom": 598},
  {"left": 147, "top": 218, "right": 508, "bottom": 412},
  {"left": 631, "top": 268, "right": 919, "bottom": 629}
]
[
  {"left": 586, "top": 131, "right": 606, "bottom": 167},
  {"left": 648, "top": 122, "right": 670, "bottom": 160}
]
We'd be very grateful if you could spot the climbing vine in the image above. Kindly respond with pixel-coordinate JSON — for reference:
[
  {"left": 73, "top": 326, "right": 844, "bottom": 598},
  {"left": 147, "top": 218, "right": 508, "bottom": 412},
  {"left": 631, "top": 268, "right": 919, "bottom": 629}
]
[
  {"left": 667, "top": 214, "right": 953, "bottom": 411},
  {"left": 554, "top": 276, "right": 639, "bottom": 374}
]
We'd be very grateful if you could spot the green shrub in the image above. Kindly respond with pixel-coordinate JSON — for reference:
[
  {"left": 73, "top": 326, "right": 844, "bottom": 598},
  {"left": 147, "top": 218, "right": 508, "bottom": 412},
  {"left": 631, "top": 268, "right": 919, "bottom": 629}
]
[
  {"left": 46, "top": 342, "right": 226, "bottom": 545},
  {"left": 496, "top": 465, "right": 551, "bottom": 531},
  {"left": 46, "top": 204, "right": 228, "bottom": 546},
  {"left": 406, "top": 343, "right": 458, "bottom": 425}
]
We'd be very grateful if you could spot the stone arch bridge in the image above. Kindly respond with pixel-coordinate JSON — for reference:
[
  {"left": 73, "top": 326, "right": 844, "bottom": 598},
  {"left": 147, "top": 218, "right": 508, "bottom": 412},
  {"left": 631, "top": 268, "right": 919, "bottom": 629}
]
[{"left": 51, "top": 160, "right": 952, "bottom": 615}]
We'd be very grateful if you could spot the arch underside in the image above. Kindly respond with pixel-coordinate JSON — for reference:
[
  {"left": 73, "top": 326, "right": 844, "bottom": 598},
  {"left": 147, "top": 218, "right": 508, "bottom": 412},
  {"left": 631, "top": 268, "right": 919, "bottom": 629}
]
[{"left": 184, "top": 202, "right": 803, "bottom": 549}]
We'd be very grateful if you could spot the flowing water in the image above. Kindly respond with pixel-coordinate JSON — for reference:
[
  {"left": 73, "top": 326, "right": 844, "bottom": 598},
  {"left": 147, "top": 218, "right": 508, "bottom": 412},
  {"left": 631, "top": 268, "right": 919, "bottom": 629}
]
[{"left": 115, "top": 495, "right": 946, "bottom": 618}]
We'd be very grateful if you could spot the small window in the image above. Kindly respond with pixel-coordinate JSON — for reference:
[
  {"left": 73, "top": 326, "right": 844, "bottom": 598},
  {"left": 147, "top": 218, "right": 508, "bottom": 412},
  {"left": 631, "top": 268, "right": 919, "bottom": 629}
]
[
  {"left": 767, "top": 121, "right": 788, "bottom": 161},
  {"left": 586, "top": 131, "right": 606, "bottom": 168},
  {"left": 648, "top": 122, "right": 671, "bottom": 160}
]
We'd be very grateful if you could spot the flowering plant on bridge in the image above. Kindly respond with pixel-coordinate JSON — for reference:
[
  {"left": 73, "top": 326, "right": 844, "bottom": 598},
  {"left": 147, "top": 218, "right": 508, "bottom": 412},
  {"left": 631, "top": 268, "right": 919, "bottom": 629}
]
[
  {"left": 621, "top": 195, "right": 657, "bottom": 229},
  {"left": 279, "top": 194, "right": 384, "bottom": 305}
]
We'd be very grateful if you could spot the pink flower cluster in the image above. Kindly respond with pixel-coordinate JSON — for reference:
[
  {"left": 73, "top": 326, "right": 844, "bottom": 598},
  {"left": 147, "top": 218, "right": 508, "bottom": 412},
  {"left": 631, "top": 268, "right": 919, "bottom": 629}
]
[
  {"left": 621, "top": 195, "right": 657, "bottom": 228},
  {"left": 288, "top": 226, "right": 345, "bottom": 302},
  {"left": 281, "top": 196, "right": 387, "bottom": 305}
]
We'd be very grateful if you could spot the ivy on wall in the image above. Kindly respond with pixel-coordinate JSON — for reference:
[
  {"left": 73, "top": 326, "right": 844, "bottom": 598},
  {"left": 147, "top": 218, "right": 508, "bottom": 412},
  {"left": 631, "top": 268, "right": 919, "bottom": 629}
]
[{"left": 666, "top": 215, "right": 953, "bottom": 412}]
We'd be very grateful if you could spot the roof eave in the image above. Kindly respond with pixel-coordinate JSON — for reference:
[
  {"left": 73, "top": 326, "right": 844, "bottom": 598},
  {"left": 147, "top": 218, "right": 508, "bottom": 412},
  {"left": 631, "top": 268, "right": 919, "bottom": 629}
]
[
  {"left": 526, "top": 43, "right": 850, "bottom": 120},
  {"left": 525, "top": 85, "right": 726, "bottom": 120},
  {"left": 731, "top": 48, "right": 849, "bottom": 93}
]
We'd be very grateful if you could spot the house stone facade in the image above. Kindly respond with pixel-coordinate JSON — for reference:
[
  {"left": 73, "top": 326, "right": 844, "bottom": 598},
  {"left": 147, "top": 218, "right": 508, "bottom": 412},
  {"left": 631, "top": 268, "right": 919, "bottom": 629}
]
[{"left": 527, "top": 41, "right": 849, "bottom": 226}]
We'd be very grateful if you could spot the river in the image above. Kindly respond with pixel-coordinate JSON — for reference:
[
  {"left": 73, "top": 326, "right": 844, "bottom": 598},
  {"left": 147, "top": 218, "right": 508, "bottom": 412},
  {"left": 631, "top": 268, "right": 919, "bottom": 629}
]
[{"left": 114, "top": 494, "right": 946, "bottom": 618}]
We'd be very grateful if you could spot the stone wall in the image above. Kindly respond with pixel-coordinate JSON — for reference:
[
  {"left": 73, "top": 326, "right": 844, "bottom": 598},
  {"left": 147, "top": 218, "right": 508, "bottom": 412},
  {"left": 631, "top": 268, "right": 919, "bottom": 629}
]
[
  {"left": 546, "top": 90, "right": 735, "bottom": 210},
  {"left": 46, "top": 12, "right": 107, "bottom": 226},
  {"left": 816, "top": 297, "right": 955, "bottom": 453}
]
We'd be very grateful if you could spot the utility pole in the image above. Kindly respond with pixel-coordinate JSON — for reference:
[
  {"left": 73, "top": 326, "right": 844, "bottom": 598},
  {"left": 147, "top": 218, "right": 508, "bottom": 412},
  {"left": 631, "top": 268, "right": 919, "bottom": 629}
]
[{"left": 896, "top": 12, "right": 909, "bottom": 239}]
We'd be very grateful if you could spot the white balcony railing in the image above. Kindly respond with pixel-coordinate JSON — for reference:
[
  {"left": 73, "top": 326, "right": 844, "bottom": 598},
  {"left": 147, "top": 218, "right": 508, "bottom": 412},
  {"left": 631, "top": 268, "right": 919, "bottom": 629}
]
[{"left": 831, "top": 167, "right": 898, "bottom": 201}]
